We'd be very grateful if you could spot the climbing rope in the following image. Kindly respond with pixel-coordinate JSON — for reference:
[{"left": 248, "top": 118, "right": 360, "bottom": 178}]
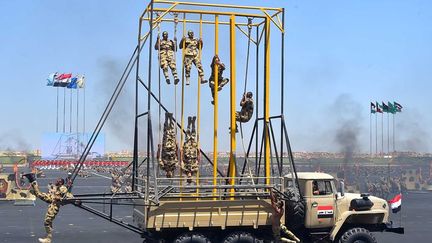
[{"left": 239, "top": 18, "right": 255, "bottom": 182}]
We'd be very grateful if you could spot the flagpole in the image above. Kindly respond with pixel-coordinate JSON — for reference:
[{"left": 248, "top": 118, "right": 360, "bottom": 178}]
[
  {"left": 393, "top": 113, "right": 395, "bottom": 152},
  {"left": 69, "top": 89, "right": 72, "bottom": 133},
  {"left": 375, "top": 112, "right": 378, "bottom": 156},
  {"left": 56, "top": 87, "right": 59, "bottom": 133},
  {"left": 370, "top": 108, "right": 372, "bottom": 157},
  {"left": 83, "top": 85, "right": 86, "bottom": 142},
  {"left": 381, "top": 112, "right": 384, "bottom": 157},
  {"left": 63, "top": 87, "right": 66, "bottom": 133},
  {"left": 77, "top": 88, "right": 79, "bottom": 158},
  {"left": 387, "top": 112, "right": 390, "bottom": 155}
]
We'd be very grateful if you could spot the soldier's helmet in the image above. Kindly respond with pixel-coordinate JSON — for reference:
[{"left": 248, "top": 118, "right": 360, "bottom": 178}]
[
  {"left": 246, "top": 91, "right": 253, "bottom": 98},
  {"left": 188, "top": 30, "right": 194, "bottom": 37},
  {"left": 162, "top": 31, "right": 168, "bottom": 38}
]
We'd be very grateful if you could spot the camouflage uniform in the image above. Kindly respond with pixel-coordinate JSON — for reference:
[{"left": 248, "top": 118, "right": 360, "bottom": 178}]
[
  {"left": 182, "top": 116, "right": 199, "bottom": 182},
  {"left": 236, "top": 92, "right": 254, "bottom": 123},
  {"left": 159, "top": 112, "right": 178, "bottom": 178},
  {"left": 270, "top": 191, "right": 300, "bottom": 243},
  {"left": 30, "top": 181, "right": 72, "bottom": 243},
  {"left": 179, "top": 30, "right": 206, "bottom": 85},
  {"left": 209, "top": 55, "right": 229, "bottom": 105},
  {"left": 155, "top": 31, "right": 179, "bottom": 85}
]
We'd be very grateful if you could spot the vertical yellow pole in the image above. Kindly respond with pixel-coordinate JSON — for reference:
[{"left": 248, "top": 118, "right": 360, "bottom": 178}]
[
  {"left": 229, "top": 15, "right": 236, "bottom": 194},
  {"left": 196, "top": 14, "right": 203, "bottom": 195},
  {"left": 264, "top": 17, "right": 271, "bottom": 185},
  {"left": 180, "top": 13, "right": 186, "bottom": 192},
  {"left": 213, "top": 15, "right": 219, "bottom": 195}
]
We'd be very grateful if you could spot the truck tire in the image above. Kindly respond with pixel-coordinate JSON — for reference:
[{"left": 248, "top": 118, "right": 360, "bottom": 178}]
[
  {"left": 285, "top": 200, "right": 305, "bottom": 231},
  {"left": 174, "top": 233, "right": 211, "bottom": 243},
  {"left": 338, "top": 228, "right": 377, "bottom": 243},
  {"left": 223, "top": 231, "right": 261, "bottom": 243}
]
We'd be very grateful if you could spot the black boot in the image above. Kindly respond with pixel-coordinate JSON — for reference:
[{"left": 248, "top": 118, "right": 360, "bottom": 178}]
[
  {"left": 187, "top": 116, "right": 192, "bottom": 130},
  {"left": 22, "top": 173, "right": 36, "bottom": 183},
  {"left": 174, "top": 78, "right": 180, "bottom": 85},
  {"left": 192, "top": 116, "right": 196, "bottom": 132},
  {"left": 166, "top": 79, "right": 171, "bottom": 84}
]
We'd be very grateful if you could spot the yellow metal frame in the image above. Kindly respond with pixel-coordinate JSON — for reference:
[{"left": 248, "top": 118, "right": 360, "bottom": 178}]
[{"left": 138, "top": 0, "right": 285, "bottom": 192}]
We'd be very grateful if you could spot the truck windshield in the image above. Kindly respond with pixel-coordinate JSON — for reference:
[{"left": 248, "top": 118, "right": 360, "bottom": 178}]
[{"left": 312, "top": 180, "right": 333, "bottom": 196}]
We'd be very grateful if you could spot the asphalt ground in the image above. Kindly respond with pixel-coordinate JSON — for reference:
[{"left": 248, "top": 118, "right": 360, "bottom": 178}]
[{"left": 0, "top": 170, "right": 431, "bottom": 243}]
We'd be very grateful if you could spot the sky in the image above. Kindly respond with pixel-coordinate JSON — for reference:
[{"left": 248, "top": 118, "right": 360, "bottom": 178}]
[{"left": 0, "top": 0, "right": 431, "bottom": 154}]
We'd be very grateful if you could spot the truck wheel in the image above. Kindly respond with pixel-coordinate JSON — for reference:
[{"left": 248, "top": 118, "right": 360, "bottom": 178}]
[
  {"left": 338, "top": 228, "right": 377, "bottom": 243},
  {"left": 223, "top": 231, "right": 262, "bottom": 243},
  {"left": 174, "top": 233, "right": 211, "bottom": 243},
  {"left": 285, "top": 200, "right": 305, "bottom": 231}
]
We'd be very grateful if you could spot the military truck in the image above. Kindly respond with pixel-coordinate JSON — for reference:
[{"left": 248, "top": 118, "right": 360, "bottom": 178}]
[
  {"left": 284, "top": 172, "right": 404, "bottom": 243},
  {"left": 0, "top": 173, "right": 35, "bottom": 203}
]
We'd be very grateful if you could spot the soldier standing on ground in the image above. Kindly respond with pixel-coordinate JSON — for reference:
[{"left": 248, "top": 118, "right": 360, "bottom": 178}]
[
  {"left": 158, "top": 112, "right": 178, "bottom": 178},
  {"left": 209, "top": 55, "right": 229, "bottom": 105},
  {"left": 23, "top": 173, "right": 74, "bottom": 243},
  {"left": 182, "top": 116, "right": 199, "bottom": 183},
  {"left": 179, "top": 30, "right": 207, "bottom": 85},
  {"left": 155, "top": 31, "right": 180, "bottom": 85}
]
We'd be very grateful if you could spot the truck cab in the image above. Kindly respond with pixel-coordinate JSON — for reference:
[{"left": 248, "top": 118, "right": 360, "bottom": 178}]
[{"left": 284, "top": 172, "right": 404, "bottom": 242}]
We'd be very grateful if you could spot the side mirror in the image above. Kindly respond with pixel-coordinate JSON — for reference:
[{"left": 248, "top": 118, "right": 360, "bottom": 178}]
[{"left": 339, "top": 180, "right": 345, "bottom": 197}]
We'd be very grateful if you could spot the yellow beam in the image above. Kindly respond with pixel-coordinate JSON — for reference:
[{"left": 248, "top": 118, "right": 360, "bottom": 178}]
[
  {"left": 152, "top": 8, "right": 266, "bottom": 19},
  {"left": 180, "top": 13, "right": 186, "bottom": 190},
  {"left": 261, "top": 9, "right": 284, "bottom": 33},
  {"left": 154, "top": 0, "right": 283, "bottom": 12},
  {"left": 151, "top": 3, "right": 178, "bottom": 25},
  {"left": 212, "top": 15, "right": 219, "bottom": 195},
  {"left": 142, "top": 17, "right": 253, "bottom": 27},
  {"left": 196, "top": 14, "right": 203, "bottom": 195},
  {"left": 264, "top": 17, "right": 271, "bottom": 185},
  {"left": 229, "top": 15, "right": 237, "bottom": 191}
]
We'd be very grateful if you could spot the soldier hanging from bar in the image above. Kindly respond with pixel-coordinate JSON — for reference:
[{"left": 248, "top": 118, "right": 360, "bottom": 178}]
[
  {"left": 209, "top": 55, "right": 229, "bottom": 105},
  {"left": 179, "top": 30, "right": 207, "bottom": 85},
  {"left": 182, "top": 116, "right": 199, "bottom": 183},
  {"left": 155, "top": 31, "right": 180, "bottom": 85},
  {"left": 158, "top": 112, "right": 178, "bottom": 178}
]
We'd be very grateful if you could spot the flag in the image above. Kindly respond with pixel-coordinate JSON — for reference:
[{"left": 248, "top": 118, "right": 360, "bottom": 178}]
[
  {"left": 388, "top": 102, "right": 397, "bottom": 114},
  {"left": 46, "top": 72, "right": 58, "bottom": 86},
  {"left": 57, "top": 73, "right": 72, "bottom": 80},
  {"left": 77, "top": 75, "right": 85, "bottom": 88},
  {"left": 67, "top": 77, "right": 78, "bottom": 89},
  {"left": 376, "top": 102, "right": 383, "bottom": 113},
  {"left": 388, "top": 193, "right": 402, "bottom": 213},
  {"left": 394, "top": 102, "right": 403, "bottom": 112},
  {"left": 370, "top": 102, "right": 376, "bottom": 113},
  {"left": 56, "top": 73, "right": 72, "bottom": 87},
  {"left": 381, "top": 102, "right": 389, "bottom": 113}
]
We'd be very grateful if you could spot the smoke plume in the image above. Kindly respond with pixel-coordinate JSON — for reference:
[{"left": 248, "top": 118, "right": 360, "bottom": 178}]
[
  {"left": 0, "top": 130, "right": 31, "bottom": 152},
  {"left": 332, "top": 94, "right": 363, "bottom": 162}
]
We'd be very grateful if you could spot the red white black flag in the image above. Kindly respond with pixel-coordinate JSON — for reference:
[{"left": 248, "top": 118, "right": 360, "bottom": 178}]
[
  {"left": 388, "top": 193, "right": 402, "bottom": 213},
  {"left": 317, "top": 205, "right": 334, "bottom": 218}
]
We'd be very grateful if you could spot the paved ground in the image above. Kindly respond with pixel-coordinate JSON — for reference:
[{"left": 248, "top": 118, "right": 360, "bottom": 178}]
[{"left": 0, "top": 170, "right": 431, "bottom": 242}]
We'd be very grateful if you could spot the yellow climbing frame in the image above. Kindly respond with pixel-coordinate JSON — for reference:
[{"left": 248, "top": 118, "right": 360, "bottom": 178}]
[{"left": 138, "top": 1, "right": 284, "bottom": 188}]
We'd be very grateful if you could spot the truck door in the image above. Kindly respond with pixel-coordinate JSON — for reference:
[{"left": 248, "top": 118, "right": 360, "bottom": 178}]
[{"left": 305, "top": 180, "right": 335, "bottom": 229}]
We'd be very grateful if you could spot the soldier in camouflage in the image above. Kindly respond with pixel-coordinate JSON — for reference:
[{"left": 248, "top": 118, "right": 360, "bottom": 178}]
[
  {"left": 158, "top": 112, "right": 178, "bottom": 178},
  {"left": 182, "top": 116, "right": 199, "bottom": 183},
  {"left": 23, "top": 173, "right": 73, "bottom": 243},
  {"left": 236, "top": 92, "right": 254, "bottom": 123},
  {"left": 155, "top": 31, "right": 180, "bottom": 85},
  {"left": 179, "top": 30, "right": 207, "bottom": 85},
  {"left": 209, "top": 55, "right": 229, "bottom": 105}
]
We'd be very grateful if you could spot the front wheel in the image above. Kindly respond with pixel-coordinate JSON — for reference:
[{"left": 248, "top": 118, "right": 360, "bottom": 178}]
[
  {"left": 223, "top": 231, "right": 262, "bottom": 243},
  {"left": 174, "top": 233, "right": 211, "bottom": 243},
  {"left": 338, "top": 228, "right": 377, "bottom": 243}
]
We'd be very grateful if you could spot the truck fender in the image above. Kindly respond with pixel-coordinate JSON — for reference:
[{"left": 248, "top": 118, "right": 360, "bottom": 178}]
[{"left": 329, "top": 210, "right": 386, "bottom": 241}]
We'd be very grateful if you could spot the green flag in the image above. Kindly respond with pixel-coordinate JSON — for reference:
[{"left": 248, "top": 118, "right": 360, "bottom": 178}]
[{"left": 388, "top": 102, "right": 396, "bottom": 114}]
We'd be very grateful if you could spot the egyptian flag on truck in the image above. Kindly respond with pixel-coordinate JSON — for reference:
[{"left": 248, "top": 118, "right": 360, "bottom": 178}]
[
  {"left": 317, "top": 205, "right": 334, "bottom": 218},
  {"left": 388, "top": 193, "right": 402, "bottom": 213}
]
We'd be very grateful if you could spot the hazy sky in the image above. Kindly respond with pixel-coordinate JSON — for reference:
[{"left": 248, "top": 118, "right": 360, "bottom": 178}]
[{"left": 0, "top": 0, "right": 431, "bottom": 153}]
